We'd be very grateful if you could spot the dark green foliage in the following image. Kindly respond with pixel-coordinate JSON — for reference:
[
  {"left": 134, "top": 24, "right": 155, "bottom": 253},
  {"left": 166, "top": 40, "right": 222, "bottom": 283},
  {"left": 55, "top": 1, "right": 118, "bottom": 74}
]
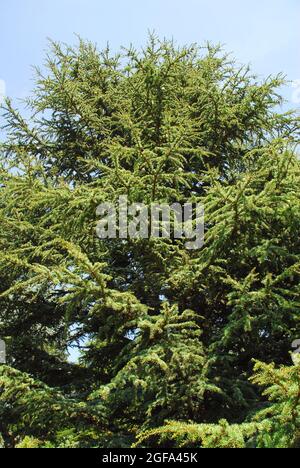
[
  {"left": 135, "top": 361, "right": 300, "bottom": 448},
  {"left": 0, "top": 366, "right": 108, "bottom": 448},
  {"left": 0, "top": 35, "right": 299, "bottom": 448}
]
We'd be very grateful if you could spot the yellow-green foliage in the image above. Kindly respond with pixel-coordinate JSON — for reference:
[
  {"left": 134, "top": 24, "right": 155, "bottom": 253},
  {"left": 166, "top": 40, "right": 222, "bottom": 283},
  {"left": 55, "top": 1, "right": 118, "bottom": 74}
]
[
  {"left": 135, "top": 361, "right": 300, "bottom": 448},
  {"left": 0, "top": 35, "right": 299, "bottom": 448}
]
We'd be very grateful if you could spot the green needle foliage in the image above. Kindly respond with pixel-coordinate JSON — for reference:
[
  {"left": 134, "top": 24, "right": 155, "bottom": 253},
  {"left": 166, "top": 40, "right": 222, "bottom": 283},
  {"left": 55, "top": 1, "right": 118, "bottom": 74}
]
[{"left": 0, "top": 35, "right": 299, "bottom": 448}]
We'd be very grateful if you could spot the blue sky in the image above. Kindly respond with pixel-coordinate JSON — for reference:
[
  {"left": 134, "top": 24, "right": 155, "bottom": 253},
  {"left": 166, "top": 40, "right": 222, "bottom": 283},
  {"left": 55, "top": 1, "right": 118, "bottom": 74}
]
[{"left": 1, "top": 0, "right": 300, "bottom": 106}]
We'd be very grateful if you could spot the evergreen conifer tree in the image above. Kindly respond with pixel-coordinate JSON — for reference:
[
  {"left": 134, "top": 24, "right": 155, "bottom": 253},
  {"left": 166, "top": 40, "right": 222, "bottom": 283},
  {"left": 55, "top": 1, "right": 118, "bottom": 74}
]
[{"left": 0, "top": 35, "right": 299, "bottom": 448}]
